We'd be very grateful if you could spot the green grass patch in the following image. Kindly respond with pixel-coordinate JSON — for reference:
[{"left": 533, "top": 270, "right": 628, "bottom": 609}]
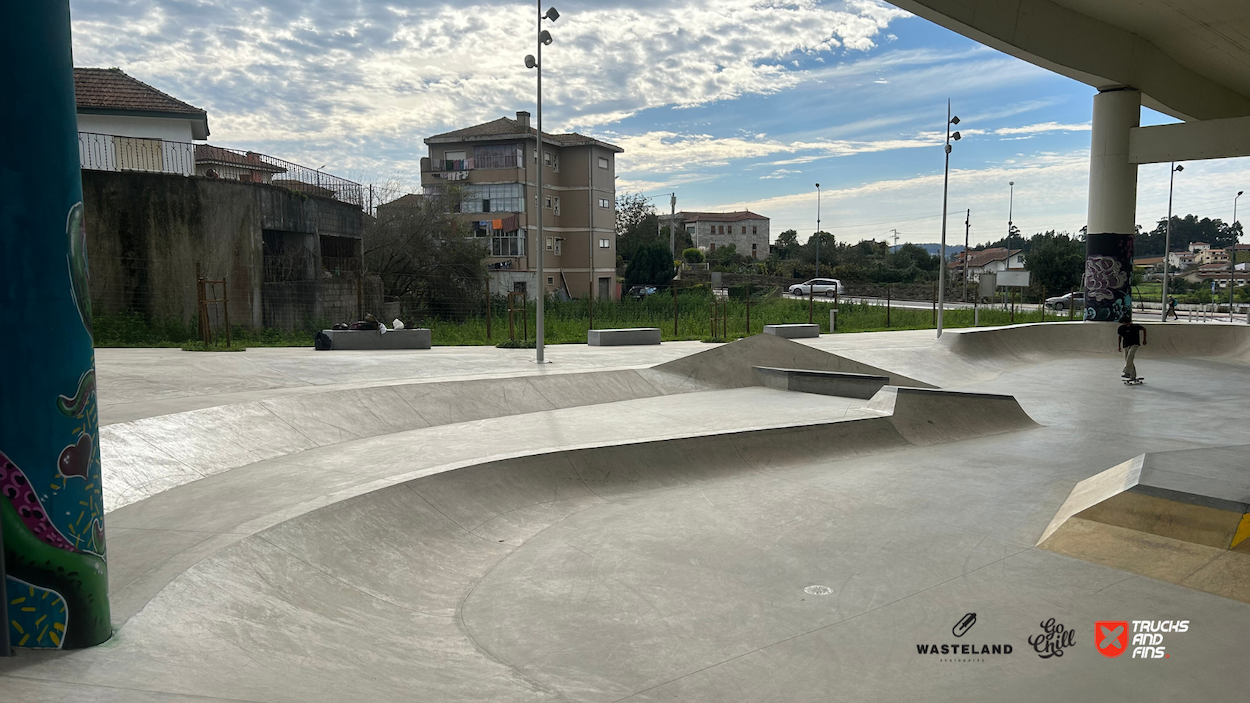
[{"left": 179, "top": 341, "right": 248, "bottom": 352}]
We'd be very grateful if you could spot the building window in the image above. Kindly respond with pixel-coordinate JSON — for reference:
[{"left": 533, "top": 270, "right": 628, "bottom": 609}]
[
  {"left": 752, "top": 242, "right": 758, "bottom": 257},
  {"left": 459, "top": 183, "right": 523, "bottom": 213},
  {"left": 741, "top": 226, "right": 746, "bottom": 234},
  {"left": 599, "top": 238, "right": 610, "bottom": 248},
  {"left": 718, "top": 225, "right": 724, "bottom": 234},
  {"left": 554, "top": 239, "right": 562, "bottom": 256},
  {"left": 752, "top": 226, "right": 758, "bottom": 234},
  {"left": 546, "top": 236, "right": 554, "bottom": 251},
  {"left": 598, "top": 198, "right": 609, "bottom": 208},
  {"left": 544, "top": 150, "right": 558, "bottom": 171},
  {"left": 544, "top": 196, "right": 560, "bottom": 214},
  {"left": 598, "top": 156, "right": 609, "bottom": 169},
  {"left": 547, "top": 276, "right": 554, "bottom": 285}
]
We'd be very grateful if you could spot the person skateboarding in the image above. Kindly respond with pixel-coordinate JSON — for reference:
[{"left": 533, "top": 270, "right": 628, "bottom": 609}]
[{"left": 1117, "top": 314, "right": 1147, "bottom": 383}]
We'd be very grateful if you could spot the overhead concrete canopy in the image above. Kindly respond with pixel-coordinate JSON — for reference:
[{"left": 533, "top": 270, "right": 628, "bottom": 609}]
[{"left": 890, "top": 0, "right": 1250, "bottom": 121}]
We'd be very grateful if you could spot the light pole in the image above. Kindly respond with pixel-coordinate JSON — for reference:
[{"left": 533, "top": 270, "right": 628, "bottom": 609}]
[
  {"left": 1160, "top": 163, "right": 1183, "bottom": 320},
  {"left": 1232, "top": 190, "right": 1244, "bottom": 321},
  {"left": 937, "top": 101, "right": 961, "bottom": 338},
  {"left": 524, "top": 3, "right": 559, "bottom": 363},
  {"left": 814, "top": 183, "right": 821, "bottom": 277}
]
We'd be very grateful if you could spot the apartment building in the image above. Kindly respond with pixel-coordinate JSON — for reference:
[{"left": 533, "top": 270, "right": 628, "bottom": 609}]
[
  {"left": 662, "top": 211, "right": 770, "bottom": 259},
  {"left": 421, "top": 112, "right": 623, "bottom": 300}
]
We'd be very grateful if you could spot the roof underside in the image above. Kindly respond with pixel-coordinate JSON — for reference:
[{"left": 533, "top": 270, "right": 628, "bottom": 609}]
[{"left": 889, "top": 0, "right": 1250, "bottom": 121}]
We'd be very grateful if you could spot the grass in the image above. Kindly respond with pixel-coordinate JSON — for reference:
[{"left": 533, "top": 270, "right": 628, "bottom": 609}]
[
  {"left": 95, "top": 293, "right": 1074, "bottom": 350},
  {"left": 180, "top": 341, "right": 248, "bottom": 352}
]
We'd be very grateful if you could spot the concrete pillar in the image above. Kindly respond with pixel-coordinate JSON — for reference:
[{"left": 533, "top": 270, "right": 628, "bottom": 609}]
[
  {"left": 1, "top": 1, "right": 112, "bottom": 648},
  {"left": 1083, "top": 88, "right": 1140, "bottom": 321}
]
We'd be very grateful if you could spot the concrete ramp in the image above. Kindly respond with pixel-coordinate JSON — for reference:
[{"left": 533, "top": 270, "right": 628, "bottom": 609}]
[
  {"left": 865, "top": 386, "right": 1039, "bottom": 445},
  {"left": 1039, "top": 446, "right": 1250, "bottom": 603},
  {"left": 647, "top": 333, "right": 931, "bottom": 391},
  {"left": 942, "top": 321, "right": 1250, "bottom": 363}
]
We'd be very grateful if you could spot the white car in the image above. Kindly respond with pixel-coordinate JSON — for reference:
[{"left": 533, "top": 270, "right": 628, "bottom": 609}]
[{"left": 789, "top": 278, "right": 845, "bottom": 297}]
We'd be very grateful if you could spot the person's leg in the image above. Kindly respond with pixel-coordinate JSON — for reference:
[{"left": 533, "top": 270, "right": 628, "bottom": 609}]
[{"left": 1124, "top": 344, "right": 1139, "bottom": 378}]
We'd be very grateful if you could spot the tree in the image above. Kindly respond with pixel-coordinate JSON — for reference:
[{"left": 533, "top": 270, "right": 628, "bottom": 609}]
[
  {"left": 1134, "top": 215, "right": 1241, "bottom": 256},
  {"left": 682, "top": 248, "right": 705, "bottom": 263},
  {"left": 773, "top": 229, "right": 801, "bottom": 260},
  {"left": 800, "top": 231, "right": 837, "bottom": 265},
  {"left": 615, "top": 192, "right": 661, "bottom": 263},
  {"left": 364, "top": 186, "right": 487, "bottom": 320},
  {"left": 1023, "top": 232, "right": 1085, "bottom": 293},
  {"left": 624, "top": 242, "right": 675, "bottom": 286}
]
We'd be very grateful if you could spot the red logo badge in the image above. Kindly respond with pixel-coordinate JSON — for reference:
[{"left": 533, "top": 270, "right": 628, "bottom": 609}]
[{"left": 1096, "top": 621, "right": 1129, "bottom": 658}]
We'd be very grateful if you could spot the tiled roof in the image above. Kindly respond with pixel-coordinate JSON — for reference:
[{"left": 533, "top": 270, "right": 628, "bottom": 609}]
[
  {"left": 193, "top": 145, "right": 286, "bottom": 173},
  {"left": 425, "top": 117, "right": 623, "bottom": 153},
  {"left": 74, "top": 68, "right": 209, "bottom": 138},
  {"left": 675, "top": 211, "right": 768, "bottom": 223},
  {"left": 948, "top": 247, "right": 1021, "bottom": 268}
]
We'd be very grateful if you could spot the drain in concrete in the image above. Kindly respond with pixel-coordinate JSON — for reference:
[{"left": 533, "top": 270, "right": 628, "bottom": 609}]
[{"left": 803, "top": 585, "right": 833, "bottom": 596}]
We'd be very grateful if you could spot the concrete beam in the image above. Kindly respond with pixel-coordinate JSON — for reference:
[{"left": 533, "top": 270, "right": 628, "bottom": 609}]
[
  {"left": 889, "top": 0, "right": 1250, "bottom": 121},
  {"left": 1129, "top": 115, "right": 1250, "bottom": 164}
]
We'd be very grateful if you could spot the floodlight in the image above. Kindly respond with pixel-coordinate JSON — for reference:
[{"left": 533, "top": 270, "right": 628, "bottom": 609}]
[
  {"left": 950, "top": 115, "right": 960, "bottom": 125},
  {"left": 524, "top": 54, "right": 537, "bottom": 69},
  {"left": 952, "top": 132, "right": 961, "bottom": 141},
  {"left": 545, "top": 7, "right": 560, "bottom": 21},
  {"left": 539, "top": 30, "right": 553, "bottom": 45}
]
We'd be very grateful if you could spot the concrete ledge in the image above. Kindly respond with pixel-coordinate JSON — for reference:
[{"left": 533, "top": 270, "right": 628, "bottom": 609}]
[
  {"left": 318, "top": 328, "right": 431, "bottom": 350},
  {"left": 763, "top": 323, "right": 819, "bottom": 339},
  {"left": 753, "top": 367, "right": 888, "bottom": 399},
  {"left": 865, "top": 386, "right": 1039, "bottom": 445},
  {"left": 588, "top": 327, "right": 662, "bottom": 346}
]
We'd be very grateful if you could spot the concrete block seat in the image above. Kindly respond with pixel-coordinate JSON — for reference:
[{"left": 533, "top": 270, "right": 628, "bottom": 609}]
[
  {"left": 588, "top": 327, "right": 662, "bottom": 346},
  {"left": 763, "top": 323, "right": 819, "bottom": 339},
  {"left": 753, "top": 367, "right": 889, "bottom": 399},
  {"left": 317, "top": 328, "right": 431, "bottom": 350}
]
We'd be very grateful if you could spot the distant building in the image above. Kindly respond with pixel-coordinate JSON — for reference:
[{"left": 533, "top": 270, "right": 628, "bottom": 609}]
[
  {"left": 421, "top": 112, "right": 623, "bottom": 300},
  {"left": 1166, "top": 251, "right": 1196, "bottom": 269},
  {"left": 1188, "top": 241, "right": 1211, "bottom": 253},
  {"left": 661, "top": 211, "right": 770, "bottom": 259},
  {"left": 1194, "top": 248, "right": 1228, "bottom": 265},
  {"left": 948, "top": 247, "right": 1024, "bottom": 281}
]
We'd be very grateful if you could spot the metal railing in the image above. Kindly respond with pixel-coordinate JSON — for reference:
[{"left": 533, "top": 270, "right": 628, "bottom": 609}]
[
  {"left": 429, "top": 154, "right": 521, "bottom": 171},
  {"left": 77, "top": 132, "right": 363, "bottom": 208}
]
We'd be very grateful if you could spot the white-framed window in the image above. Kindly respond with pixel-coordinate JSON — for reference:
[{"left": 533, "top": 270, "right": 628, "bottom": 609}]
[
  {"left": 547, "top": 276, "right": 554, "bottom": 285},
  {"left": 492, "top": 230, "right": 524, "bottom": 257},
  {"left": 546, "top": 236, "right": 555, "bottom": 251},
  {"left": 459, "top": 183, "right": 523, "bottom": 213},
  {"left": 444, "top": 150, "right": 466, "bottom": 161},
  {"left": 544, "top": 150, "right": 558, "bottom": 171},
  {"left": 598, "top": 198, "right": 610, "bottom": 208},
  {"left": 597, "top": 156, "right": 609, "bottom": 169},
  {"left": 599, "top": 238, "right": 611, "bottom": 249},
  {"left": 554, "top": 239, "right": 562, "bottom": 256},
  {"left": 545, "top": 195, "right": 560, "bottom": 213}
]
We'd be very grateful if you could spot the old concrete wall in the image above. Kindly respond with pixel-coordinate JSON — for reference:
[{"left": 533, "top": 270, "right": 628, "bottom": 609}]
[{"left": 82, "top": 170, "right": 363, "bottom": 332}]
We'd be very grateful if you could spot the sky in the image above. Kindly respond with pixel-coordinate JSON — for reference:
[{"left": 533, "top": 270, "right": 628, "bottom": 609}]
[{"left": 68, "top": 0, "right": 1250, "bottom": 248}]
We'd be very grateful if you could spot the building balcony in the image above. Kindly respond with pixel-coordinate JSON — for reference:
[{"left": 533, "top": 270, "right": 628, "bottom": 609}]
[{"left": 420, "top": 157, "right": 525, "bottom": 187}]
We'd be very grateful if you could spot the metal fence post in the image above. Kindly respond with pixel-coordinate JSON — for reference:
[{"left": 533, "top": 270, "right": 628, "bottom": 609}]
[
  {"left": 808, "top": 282, "right": 814, "bottom": 324},
  {"left": 745, "top": 283, "right": 751, "bottom": 336},
  {"left": 886, "top": 284, "right": 892, "bottom": 327},
  {"left": 486, "top": 277, "right": 491, "bottom": 341},
  {"left": 222, "top": 279, "right": 232, "bottom": 347},
  {"left": 673, "top": 284, "right": 678, "bottom": 337},
  {"left": 1069, "top": 288, "right": 1074, "bottom": 320}
]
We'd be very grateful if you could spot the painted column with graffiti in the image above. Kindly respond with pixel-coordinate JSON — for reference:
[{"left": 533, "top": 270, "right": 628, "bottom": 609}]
[
  {"left": 1083, "top": 233, "right": 1134, "bottom": 322},
  {"left": 1, "top": 1, "right": 112, "bottom": 648}
]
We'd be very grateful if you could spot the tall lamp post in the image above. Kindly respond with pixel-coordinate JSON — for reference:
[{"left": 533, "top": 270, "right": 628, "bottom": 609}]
[
  {"left": 1160, "top": 163, "right": 1184, "bottom": 320},
  {"left": 937, "top": 101, "right": 961, "bottom": 337},
  {"left": 524, "top": 3, "right": 559, "bottom": 363},
  {"left": 815, "top": 183, "right": 821, "bottom": 276},
  {"left": 1231, "top": 190, "right": 1243, "bottom": 322}
]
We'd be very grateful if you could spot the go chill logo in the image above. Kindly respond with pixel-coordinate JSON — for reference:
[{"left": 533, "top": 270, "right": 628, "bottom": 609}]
[{"left": 1096, "top": 620, "right": 1188, "bottom": 659}]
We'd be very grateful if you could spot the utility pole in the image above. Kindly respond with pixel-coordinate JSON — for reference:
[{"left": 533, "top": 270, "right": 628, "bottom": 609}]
[
  {"left": 815, "top": 183, "right": 822, "bottom": 276},
  {"left": 890, "top": 229, "right": 899, "bottom": 249},
  {"left": 670, "top": 192, "right": 677, "bottom": 258},
  {"left": 963, "top": 210, "right": 970, "bottom": 303}
]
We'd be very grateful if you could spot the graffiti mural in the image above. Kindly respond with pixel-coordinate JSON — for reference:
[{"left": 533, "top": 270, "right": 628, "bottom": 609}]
[
  {"left": 1084, "top": 233, "right": 1134, "bottom": 322},
  {"left": 2, "top": 1, "right": 111, "bottom": 649}
]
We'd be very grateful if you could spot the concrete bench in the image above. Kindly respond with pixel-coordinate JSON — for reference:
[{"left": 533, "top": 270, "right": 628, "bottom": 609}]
[
  {"left": 588, "top": 328, "right": 662, "bottom": 346},
  {"left": 753, "top": 367, "right": 889, "bottom": 399},
  {"left": 763, "top": 323, "right": 819, "bottom": 339},
  {"left": 317, "top": 328, "right": 431, "bottom": 350}
]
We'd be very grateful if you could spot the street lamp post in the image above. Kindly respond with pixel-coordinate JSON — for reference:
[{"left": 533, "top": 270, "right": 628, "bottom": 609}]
[
  {"left": 1231, "top": 190, "right": 1244, "bottom": 322},
  {"left": 815, "top": 183, "right": 821, "bottom": 277},
  {"left": 1160, "top": 163, "right": 1184, "bottom": 320},
  {"left": 937, "top": 101, "right": 961, "bottom": 338},
  {"left": 525, "top": 3, "right": 559, "bottom": 363}
]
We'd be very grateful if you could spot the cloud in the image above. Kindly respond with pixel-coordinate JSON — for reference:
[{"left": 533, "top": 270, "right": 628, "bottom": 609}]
[
  {"left": 993, "top": 122, "right": 1090, "bottom": 135},
  {"left": 70, "top": 0, "right": 909, "bottom": 154}
]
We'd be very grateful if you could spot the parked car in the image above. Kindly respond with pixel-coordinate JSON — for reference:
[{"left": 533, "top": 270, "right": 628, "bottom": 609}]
[
  {"left": 1045, "top": 291, "right": 1085, "bottom": 310},
  {"left": 788, "top": 278, "right": 845, "bottom": 297},
  {"left": 625, "top": 285, "right": 658, "bottom": 300}
]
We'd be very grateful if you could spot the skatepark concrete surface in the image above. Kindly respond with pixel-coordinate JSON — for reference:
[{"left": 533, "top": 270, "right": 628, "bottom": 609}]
[{"left": 4, "top": 322, "right": 1250, "bottom": 701}]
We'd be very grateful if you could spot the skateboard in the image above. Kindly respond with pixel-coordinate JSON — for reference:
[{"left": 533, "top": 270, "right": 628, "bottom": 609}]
[{"left": 1123, "top": 377, "right": 1144, "bottom": 386}]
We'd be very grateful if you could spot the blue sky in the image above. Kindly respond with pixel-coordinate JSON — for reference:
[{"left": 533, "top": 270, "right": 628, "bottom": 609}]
[{"left": 69, "top": 0, "right": 1250, "bottom": 247}]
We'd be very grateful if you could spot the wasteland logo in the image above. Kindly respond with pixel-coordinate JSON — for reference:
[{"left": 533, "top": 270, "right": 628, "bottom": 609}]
[
  {"left": 916, "top": 613, "right": 1014, "bottom": 662},
  {"left": 1027, "top": 618, "right": 1076, "bottom": 658}
]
